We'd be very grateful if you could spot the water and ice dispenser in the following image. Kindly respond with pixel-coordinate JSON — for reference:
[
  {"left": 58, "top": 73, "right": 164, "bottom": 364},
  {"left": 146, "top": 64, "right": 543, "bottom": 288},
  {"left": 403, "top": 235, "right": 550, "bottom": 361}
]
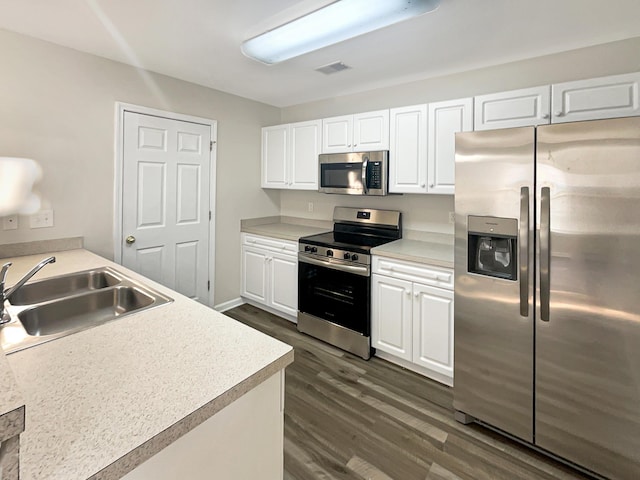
[{"left": 467, "top": 216, "right": 518, "bottom": 280}]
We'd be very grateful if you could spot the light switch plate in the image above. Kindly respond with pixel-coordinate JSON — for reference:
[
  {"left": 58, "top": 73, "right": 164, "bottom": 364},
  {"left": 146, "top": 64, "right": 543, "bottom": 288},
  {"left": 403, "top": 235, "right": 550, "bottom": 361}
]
[
  {"left": 30, "top": 209, "right": 54, "bottom": 229},
  {"left": 2, "top": 215, "right": 18, "bottom": 230}
]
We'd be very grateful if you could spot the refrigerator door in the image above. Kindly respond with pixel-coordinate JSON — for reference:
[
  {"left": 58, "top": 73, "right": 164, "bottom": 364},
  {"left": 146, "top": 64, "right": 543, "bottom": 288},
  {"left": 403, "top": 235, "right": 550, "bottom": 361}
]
[
  {"left": 536, "top": 117, "right": 640, "bottom": 479},
  {"left": 454, "top": 127, "right": 535, "bottom": 442}
]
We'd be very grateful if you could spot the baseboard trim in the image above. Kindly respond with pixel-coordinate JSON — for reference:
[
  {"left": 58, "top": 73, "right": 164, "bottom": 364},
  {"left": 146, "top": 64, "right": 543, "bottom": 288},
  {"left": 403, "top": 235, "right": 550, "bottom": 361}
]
[
  {"left": 214, "top": 297, "right": 245, "bottom": 312},
  {"left": 374, "top": 350, "right": 453, "bottom": 387}
]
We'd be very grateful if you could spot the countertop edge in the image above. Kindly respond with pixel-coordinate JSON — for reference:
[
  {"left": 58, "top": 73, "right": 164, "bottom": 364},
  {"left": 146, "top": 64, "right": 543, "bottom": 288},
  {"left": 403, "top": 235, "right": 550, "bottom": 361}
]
[
  {"left": 371, "top": 248, "right": 454, "bottom": 269},
  {"left": 89, "top": 349, "right": 294, "bottom": 480},
  {"left": 0, "top": 405, "right": 25, "bottom": 443}
]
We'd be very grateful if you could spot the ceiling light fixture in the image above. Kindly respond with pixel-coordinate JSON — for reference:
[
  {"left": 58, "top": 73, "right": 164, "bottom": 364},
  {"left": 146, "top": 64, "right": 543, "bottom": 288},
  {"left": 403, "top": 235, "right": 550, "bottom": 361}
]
[{"left": 241, "top": 0, "right": 441, "bottom": 65}]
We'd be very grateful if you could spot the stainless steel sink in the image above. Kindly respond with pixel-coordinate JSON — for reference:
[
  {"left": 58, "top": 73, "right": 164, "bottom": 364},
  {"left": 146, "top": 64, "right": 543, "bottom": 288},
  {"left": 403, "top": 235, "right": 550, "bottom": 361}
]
[
  {"left": 8, "top": 269, "right": 121, "bottom": 305},
  {"left": 1, "top": 267, "right": 172, "bottom": 354}
]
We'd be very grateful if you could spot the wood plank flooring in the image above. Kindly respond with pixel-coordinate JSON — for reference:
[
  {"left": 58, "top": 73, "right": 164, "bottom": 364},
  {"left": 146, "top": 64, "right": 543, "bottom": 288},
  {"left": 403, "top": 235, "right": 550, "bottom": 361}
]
[{"left": 225, "top": 304, "right": 592, "bottom": 480}]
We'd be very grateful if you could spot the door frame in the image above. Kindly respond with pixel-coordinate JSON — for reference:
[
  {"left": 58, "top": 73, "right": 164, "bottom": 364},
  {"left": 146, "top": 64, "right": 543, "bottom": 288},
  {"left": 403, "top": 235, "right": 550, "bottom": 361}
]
[{"left": 114, "top": 102, "right": 218, "bottom": 307}]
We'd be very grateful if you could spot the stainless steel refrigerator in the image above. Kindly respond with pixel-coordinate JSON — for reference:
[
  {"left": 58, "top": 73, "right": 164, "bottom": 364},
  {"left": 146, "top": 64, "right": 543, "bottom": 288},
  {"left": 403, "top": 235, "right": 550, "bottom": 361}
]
[{"left": 453, "top": 117, "right": 640, "bottom": 480}]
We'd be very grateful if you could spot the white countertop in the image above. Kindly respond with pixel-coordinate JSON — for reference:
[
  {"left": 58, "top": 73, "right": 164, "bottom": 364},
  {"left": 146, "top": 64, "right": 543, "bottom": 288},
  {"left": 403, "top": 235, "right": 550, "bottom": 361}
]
[
  {"left": 240, "top": 215, "right": 331, "bottom": 241},
  {"left": 372, "top": 238, "right": 454, "bottom": 269},
  {"left": 2, "top": 249, "right": 293, "bottom": 480}
]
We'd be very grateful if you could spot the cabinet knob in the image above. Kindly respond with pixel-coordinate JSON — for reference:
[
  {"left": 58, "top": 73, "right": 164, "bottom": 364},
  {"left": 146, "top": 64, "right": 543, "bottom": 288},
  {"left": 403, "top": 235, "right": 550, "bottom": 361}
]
[
  {"left": 421, "top": 183, "right": 426, "bottom": 188},
  {"left": 542, "top": 113, "right": 550, "bottom": 119},
  {"left": 414, "top": 292, "right": 419, "bottom": 298},
  {"left": 405, "top": 290, "right": 411, "bottom": 296},
  {"left": 348, "top": 144, "right": 352, "bottom": 148},
  {"left": 554, "top": 110, "right": 564, "bottom": 117},
  {"left": 429, "top": 184, "right": 434, "bottom": 188}
]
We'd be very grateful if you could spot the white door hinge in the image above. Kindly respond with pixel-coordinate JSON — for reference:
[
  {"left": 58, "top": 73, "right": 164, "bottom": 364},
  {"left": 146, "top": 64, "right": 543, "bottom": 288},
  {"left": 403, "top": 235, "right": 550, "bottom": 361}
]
[
  {"left": 209, "top": 211, "right": 212, "bottom": 221},
  {"left": 207, "top": 280, "right": 210, "bottom": 291}
]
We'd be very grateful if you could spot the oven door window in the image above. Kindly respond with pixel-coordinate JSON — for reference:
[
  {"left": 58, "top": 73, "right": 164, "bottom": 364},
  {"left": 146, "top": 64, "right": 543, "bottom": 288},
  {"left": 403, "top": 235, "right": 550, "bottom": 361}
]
[
  {"left": 298, "top": 261, "right": 370, "bottom": 335},
  {"left": 320, "top": 163, "right": 364, "bottom": 190}
]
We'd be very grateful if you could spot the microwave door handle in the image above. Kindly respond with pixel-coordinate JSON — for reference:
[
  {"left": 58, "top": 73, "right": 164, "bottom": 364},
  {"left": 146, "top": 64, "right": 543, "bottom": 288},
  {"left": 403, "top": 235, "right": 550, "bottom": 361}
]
[{"left": 362, "top": 156, "right": 369, "bottom": 195}]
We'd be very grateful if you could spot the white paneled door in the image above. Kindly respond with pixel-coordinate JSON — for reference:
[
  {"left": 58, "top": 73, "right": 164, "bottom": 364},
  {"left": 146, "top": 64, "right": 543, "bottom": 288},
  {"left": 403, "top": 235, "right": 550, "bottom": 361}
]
[{"left": 122, "top": 111, "right": 211, "bottom": 303}]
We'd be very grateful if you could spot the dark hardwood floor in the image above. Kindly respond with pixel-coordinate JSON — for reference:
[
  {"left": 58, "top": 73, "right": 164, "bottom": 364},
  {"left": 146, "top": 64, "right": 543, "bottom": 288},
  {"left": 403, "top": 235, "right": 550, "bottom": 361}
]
[{"left": 225, "top": 304, "right": 591, "bottom": 480}]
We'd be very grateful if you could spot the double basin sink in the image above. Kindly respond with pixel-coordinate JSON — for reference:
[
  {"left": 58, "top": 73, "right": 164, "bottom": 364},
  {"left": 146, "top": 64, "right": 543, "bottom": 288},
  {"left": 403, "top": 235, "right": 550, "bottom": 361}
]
[{"left": 1, "top": 267, "right": 172, "bottom": 354}]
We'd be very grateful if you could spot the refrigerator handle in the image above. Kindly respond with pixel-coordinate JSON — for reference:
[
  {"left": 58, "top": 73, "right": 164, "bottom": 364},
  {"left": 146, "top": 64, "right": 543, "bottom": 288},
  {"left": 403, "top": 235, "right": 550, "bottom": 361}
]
[
  {"left": 540, "top": 187, "right": 551, "bottom": 321},
  {"left": 519, "top": 186, "right": 529, "bottom": 317}
]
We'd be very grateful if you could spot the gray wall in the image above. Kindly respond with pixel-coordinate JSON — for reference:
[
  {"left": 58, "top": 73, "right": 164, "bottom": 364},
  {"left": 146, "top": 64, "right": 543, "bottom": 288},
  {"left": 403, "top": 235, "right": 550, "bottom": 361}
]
[
  {"left": 279, "top": 36, "right": 640, "bottom": 232},
  {"left": 0, "top": 28, "right": 281, "bottom": 306}
]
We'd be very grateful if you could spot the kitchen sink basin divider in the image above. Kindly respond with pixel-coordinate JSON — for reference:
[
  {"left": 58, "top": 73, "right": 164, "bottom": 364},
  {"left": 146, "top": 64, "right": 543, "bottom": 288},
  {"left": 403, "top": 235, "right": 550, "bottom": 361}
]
[{"left": 0, "top": 266, "right": 172, "bottom": 354}]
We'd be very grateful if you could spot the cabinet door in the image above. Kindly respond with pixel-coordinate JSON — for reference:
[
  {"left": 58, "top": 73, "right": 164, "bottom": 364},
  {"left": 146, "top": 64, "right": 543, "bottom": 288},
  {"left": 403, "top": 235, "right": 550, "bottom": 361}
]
[
  {"left": 474, "top": 86, "right": 551, "bottom": 131},
  {"left": 412, "top": 283, "right": 454, "bottom": 378},
  {"left": 241, "top": 246, "right": 268, "bottom": 304},
  {"left": 289, "top": 120, "right": 321, "bottom": 190},
  {"left": 371, "top": 274, "right": 413, "bottom": 361},
  {"left": 552, "top": 72, "right": 640, "bottom": 123},
  {"left": 322, "top": 115, "right": 352, "bottom": 153},
  {"left": 261, "top": 125, "right": 288, "bottom": 188},
  {"left": 353, "top": 110, "right": 390, "bottom": 151},
  {"left": 427, "top": 98, "right": 472, "bottom": 195},
  {"left": 389, "top": 105, "right": 428, "bottom": 194},
  {"left": 269, "top": 252, "right": 298, "bottom": 317}
]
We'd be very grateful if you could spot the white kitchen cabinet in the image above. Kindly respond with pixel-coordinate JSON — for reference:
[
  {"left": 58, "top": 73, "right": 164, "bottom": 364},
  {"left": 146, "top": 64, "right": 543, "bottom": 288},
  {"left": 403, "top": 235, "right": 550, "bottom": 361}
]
[
  {"left": 261, "top": 125, "right": 288, "bottom": 188},
  {"left": 389, "top": 105, "right": 428, "bottom": 194},
  {"left": 389, "top": 99, "right": 471, "bottom": 195},
  {"left": 371, "top": 255, "right": 454, "bottom": 386},
  {"left": 322, "top": 110, "right": 389, "bottom": 153},
  {"left": 427, "top": 98, "right": 473, "bottom": 195},
  {"left": 261, "top": 120, "right": 320, "bottom": 190},
  {"left": 551, "top": 72, "right": 640, "bottom": 123},
  {"left": 371, "top": 274, "right": 413, "bottom": 360},
  {"left": 241, "top": 233, "right": 298, "bottom": 321},
  {"left": 412, "top": 283, "right": 454, "bottom": 377},
  {"left": 474, "top": 85, "right": 551, "bottom": 130}
]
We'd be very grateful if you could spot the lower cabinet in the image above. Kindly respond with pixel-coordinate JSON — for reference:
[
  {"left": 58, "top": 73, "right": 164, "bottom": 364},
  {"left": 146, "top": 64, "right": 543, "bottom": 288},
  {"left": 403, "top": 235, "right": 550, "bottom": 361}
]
[
  {"left": 122, "top": 371, "right": 284, "bottom": 480},
  {"left": 371, "top": 256, "right": 454, "bottom": 386},
  {"left": 241, "top": 233, "right": 298, "bottom": 320}
]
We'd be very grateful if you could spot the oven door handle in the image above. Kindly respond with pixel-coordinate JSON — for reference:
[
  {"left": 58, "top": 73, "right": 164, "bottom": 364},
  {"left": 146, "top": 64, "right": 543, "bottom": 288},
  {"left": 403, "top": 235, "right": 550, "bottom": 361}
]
[{"left": 299, "top": 255, "right": 370, "bottom": 277}]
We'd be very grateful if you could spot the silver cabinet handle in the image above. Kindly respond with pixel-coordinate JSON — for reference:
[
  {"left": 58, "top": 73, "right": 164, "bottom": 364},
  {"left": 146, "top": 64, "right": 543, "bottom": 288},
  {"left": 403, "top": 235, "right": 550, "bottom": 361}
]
[
  {"left": 540, "top": 187, "right": 551, "bottom": 321},
  {"left": 519, "top": 187, "right": 529, "bottom": 317},
  {"left": 125, "top": 235, "right": 136, "bottom": 245}
]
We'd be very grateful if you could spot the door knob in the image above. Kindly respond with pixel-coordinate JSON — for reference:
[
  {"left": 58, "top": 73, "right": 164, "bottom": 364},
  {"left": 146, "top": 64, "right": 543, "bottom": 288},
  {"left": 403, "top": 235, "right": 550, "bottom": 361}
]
[{"left": 125, "top": 235, "right": 136, "bottom": 245}]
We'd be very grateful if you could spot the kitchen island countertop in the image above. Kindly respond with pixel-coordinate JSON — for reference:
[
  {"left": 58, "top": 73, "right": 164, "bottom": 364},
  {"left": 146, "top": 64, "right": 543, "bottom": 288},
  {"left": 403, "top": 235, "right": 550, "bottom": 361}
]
[{"left": 1, "top": 249, "right": 293, "bottom": 480}]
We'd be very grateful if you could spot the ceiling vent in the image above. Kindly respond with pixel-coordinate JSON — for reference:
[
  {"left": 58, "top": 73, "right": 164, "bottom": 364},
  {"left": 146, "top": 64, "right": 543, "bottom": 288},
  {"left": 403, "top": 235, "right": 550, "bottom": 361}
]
[{"left": 315, "top": 62, "right": 351, "bottom": 75}]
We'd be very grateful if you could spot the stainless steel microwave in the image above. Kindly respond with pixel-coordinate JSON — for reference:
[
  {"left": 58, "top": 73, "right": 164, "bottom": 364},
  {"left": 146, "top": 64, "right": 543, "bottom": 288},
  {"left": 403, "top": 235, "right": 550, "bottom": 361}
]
[{"left": 318, "top": 151, "right": 389, "bottom": 196}]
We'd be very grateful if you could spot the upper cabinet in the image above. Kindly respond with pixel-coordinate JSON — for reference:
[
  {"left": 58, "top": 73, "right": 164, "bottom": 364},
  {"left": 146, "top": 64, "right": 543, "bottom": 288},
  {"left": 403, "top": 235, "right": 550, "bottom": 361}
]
[
  {"left": 551, "top": 72, "right": 640, "bottom": 123},
  {"left": 389, "top": 105, "right": 427, "bottom": 194},
  {"left": 427, "top": 98, "right": 473, "bottom": 195},
  {"left": 389, "top": 98, "right": 472, "bottom": 195},
  {"left": 262, "top": 120, "right": 321, "bottom": 190},
  {"left": 322, "top": 110, "right": 389, "bottom": 153},
  {"left": 474, "top": 85, "right": 551, "bottom": 131}
]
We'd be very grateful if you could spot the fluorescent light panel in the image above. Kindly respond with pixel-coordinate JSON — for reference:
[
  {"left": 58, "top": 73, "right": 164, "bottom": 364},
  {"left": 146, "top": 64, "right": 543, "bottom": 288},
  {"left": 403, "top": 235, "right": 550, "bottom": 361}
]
[{"left": 242, "top": 0, "right": 440, "bottom": 65}]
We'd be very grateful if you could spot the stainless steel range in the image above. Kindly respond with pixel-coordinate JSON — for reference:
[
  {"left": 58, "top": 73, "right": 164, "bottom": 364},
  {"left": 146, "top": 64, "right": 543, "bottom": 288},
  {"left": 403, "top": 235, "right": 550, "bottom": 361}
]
[{"left": 297, "top": 207, "right": 402, "bottom": 359}]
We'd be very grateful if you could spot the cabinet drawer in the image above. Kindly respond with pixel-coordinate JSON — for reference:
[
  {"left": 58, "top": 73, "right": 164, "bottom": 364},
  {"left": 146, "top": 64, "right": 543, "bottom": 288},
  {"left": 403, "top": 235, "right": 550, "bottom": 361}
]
[
  {"left": 242, "top": 233, "right": 297, "bottom": 255},
  {"left": 372, "top": 256, "right": 453, "bottom": 289}
]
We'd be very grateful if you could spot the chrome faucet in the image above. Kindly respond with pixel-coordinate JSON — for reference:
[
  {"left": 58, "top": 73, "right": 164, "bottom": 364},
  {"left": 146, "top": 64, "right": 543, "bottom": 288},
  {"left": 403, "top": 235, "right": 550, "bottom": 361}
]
[{"left": 0, "top": 256, "right": 56, "bottom": 325}]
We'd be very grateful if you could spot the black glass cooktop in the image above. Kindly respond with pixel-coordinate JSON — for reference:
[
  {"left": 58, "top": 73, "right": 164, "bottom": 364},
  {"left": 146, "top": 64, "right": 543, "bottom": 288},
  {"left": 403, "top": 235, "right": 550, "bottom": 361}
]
[{"left": 299, "top": 231, "right": 397, "bottom": 254}]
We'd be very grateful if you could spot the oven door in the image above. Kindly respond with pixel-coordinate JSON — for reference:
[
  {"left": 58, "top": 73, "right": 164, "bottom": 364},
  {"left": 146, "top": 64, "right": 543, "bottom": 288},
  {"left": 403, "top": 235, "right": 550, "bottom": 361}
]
[{"left": 298, "top": 255, "right": 370, "bottom": 335}]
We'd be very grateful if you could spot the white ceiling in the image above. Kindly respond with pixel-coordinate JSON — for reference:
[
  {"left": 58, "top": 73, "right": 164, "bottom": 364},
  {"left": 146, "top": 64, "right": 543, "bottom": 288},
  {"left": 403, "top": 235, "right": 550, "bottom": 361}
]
[{"left": 1, "top": 0, "right": 640, "bottom": 107}]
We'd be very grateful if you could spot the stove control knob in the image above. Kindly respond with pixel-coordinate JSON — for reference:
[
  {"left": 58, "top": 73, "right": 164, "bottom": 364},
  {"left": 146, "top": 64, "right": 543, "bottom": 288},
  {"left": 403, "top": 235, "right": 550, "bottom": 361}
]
[
  {"left": 351, "top": 254, "right": 358, "bottom": 261},
  {"left": 343, "top": 252, "right": 351, "bottom": 260},
  {"left": 304, "top": 245, "right": 311, "bottom": 252},
  {"left": 326, "top": 250, "right": 334, "bottom": 257},
  {"left": 310, "top": 246, "right": 317, "bottom": 253}
]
